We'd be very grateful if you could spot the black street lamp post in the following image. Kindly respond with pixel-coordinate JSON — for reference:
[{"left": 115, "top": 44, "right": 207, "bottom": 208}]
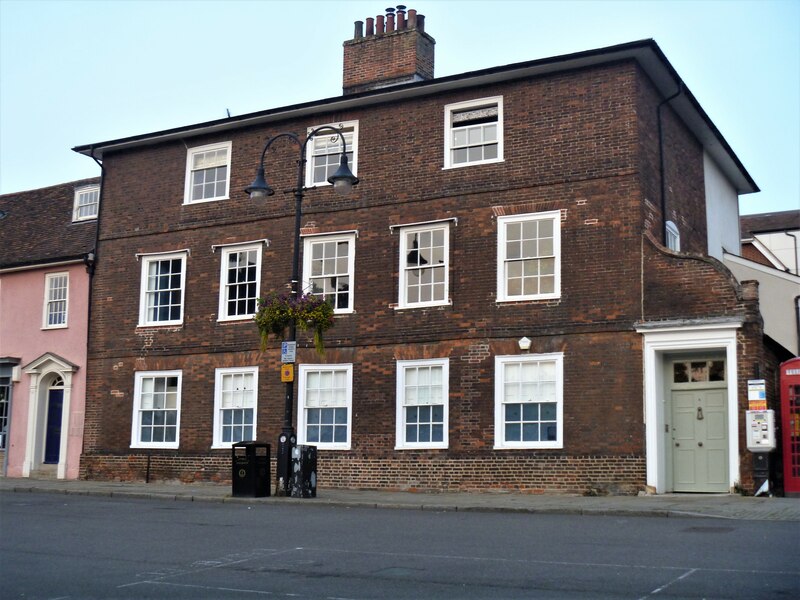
[{"left": 246, "top": 126, "right": 358, "bottom": 496}]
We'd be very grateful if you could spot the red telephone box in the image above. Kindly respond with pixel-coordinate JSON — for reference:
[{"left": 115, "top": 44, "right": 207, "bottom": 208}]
[{"left": 780, "top": 357, "right": 800, "bottom": 495}]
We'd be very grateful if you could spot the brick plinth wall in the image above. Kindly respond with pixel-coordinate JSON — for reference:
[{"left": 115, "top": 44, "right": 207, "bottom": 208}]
[
  {"left": 80, "top": 453, "right": 233, "bottom": 484},
  {"left": 317, "top": 454, "right": 645, "bottom": 494},
  {"left": 80, "top": 452, "right": 645, "bottom": 495}
]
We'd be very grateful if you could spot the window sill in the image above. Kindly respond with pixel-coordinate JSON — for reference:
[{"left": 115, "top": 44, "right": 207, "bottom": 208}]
[
  {"left": 217, "top": 315, "right": 255, "bottom": 324},
  {"left": 495, "top": 294, "right": 561, "bottom": 304},
  {"left": 394, "top": 300, "right": 452, "bottom": 311},
  {"left": 493, "top": 443, "right": 563, "bottom": 450},
  {"left": 130, "top": 443, "right": 180, "bottom": 450},
  {"left": 41, "top": 325, "right": 68, "bottom": 331},
  {"left": 395, "top": 444, "right": 448, "bottom": 450},
  {"left": 182, "top": 195, "right": 230, "bottom": 205},
  {"left": 442, "top": 158, "right": 504, "bottom": 171}
]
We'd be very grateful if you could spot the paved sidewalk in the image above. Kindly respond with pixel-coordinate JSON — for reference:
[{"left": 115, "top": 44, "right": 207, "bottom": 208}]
[{"left": 2, "top": 477, "right": 798, "bottom": 521}]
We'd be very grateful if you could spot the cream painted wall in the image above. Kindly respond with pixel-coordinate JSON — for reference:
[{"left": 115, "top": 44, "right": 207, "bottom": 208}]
[
  {"left": 754, "top": 230, "right": 800, "bottom": 275},
  {"left": 724, "top": 254, "right": 800, "bottom": 355},
  {"left": 704, "top": 152, "right": 741, "bottom": 261}
]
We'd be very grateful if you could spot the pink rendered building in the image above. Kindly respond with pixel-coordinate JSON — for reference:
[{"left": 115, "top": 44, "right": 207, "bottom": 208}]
[{"left": 0, "top": 178, "right": 99, "bottom": 479}]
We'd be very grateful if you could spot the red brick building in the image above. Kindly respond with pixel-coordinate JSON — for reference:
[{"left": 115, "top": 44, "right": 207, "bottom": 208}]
[{"left": 74, "top": 8, "right": 782, "bottom": 494}]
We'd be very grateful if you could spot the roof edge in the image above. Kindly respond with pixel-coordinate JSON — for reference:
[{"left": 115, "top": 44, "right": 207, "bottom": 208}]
[
  {"left": 0, "top": 256, "right": 88, "bottom": 274},
  {"left": 0, "top": 176, "right": 101, "bottom": 199},
  {"left": 72, "top": 39, "right": 757, "bottom": 194}
]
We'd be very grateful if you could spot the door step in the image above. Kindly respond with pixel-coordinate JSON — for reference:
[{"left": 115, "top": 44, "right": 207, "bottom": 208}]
[{"left": 29, "top": 465, "right": 58, "bottom": 480}]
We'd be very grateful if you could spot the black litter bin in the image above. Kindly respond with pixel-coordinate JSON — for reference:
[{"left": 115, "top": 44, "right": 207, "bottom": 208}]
[
  {"left": 290, "top": 444, "right": 317, "bottom": 498},
  {"left": 231, "top": 441, "right": 270, "bottom": 497}
]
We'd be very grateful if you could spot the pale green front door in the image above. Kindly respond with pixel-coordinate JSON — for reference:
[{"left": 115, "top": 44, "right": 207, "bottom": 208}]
[{"left": 671, "top": 388, "right": 729, "bottom": 492}]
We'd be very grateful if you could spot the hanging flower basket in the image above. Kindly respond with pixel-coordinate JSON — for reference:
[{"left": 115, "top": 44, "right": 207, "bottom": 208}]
[{"left": 254, "top": 292, "right": 335, "bottom": 355}]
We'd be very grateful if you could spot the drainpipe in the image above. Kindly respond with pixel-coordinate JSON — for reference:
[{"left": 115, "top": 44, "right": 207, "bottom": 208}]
[
  {"left": 2, "top": 360, "right": 21, "bottom": 477},
  {"left": 88, "top": 148, "right": 104, "bottom": 324},
  {"left": 782, "top": 232, "right": 798, "bottom": 354},
  {"left": 657, "top": 84, "right": 684, "bottom": 246},
  {"left": 2, "top": 384, "right": 9, "bottom": 477},
  {"left": 83, "top": 148, "right": 104, "bottom": 472}
]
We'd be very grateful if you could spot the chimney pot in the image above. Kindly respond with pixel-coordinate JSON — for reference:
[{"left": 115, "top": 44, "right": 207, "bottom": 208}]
[
  {"left": 386, "top": 7, "right": 395, "bottom": 32},
  {"left": 343, "top": 6, "right": 435, "bottom": 95},
  {"left": 397, "top": 5, "right": 407, "bottom": 30}
]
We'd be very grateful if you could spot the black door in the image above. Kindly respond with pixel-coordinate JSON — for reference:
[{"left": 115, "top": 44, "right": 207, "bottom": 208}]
[{"left": 44, "top": 389, "right": 63, "bottom": 464}]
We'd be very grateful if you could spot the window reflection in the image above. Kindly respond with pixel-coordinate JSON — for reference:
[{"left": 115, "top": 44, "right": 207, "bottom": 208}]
[{"left": 673, "top": 360, "right": 725, "bottom": 383}]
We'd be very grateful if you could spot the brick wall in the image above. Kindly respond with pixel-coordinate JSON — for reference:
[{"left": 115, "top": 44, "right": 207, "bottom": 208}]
[
  {"left": 89, "top": 62, "right": 646, "bottom": 364},
  {"left": 342, "top": 8, "right": 435, "bottom": 94},
  {"left": 83, "top": 60, "right": 735, "bottom": 494},
  {"left": 637, "top": 67, "right": 707, "bottom": 254},
  {"left": 343, "top": 27, "right": 435, "bottom": 94},
  {"left": 93, "top": 328, "right": 646, "bottom": 445},
  {"left": 79, "top": 452, "right": 645, "bottom": 495},
  {"left": 84, "top": 330, "right": 646, "bottom": 493},
  {"left": 741, "top": 243, "right": 774, "bottom": 267},
  {"left": 642, "top": 230, "right": 747, "bottom": 321}
]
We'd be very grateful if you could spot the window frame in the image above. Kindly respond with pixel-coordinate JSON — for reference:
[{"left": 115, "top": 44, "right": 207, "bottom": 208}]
[
  {"left": 42, "top": 272, "right": 69, "bottom": 329},
  {"left": 496, "top": 210, "right": 561, "bottom": 302},
  {"left": 138, "top": 251, "right": 188, "bottom": 327},
  {"left": 304, "top": 121, "right": 358, "bottom": 189},
  {"left": 217, "top": 244, "right": 263, "bottom": 321},
  {"left": 443, "top": 96, "right": 504, "bottom": 169},
  {"left": 183, "top": 141, "right": 232, "bottom": 204},
  {"left": 302, "top": 232, "right": 356, "bottom": 314},
  {"left": 297, "top": 363, "right": 353, "bottom": 450},
  {"left": 665, "top": 221, "right": 681, "bottom": 252},
  {"left": 72, "top": 184, "right": 100, "bottom": 221},
  {"left": 212, "top": 366, "right": 259, "bottom": 449},
  {"left": 0, "top": 375, "right": 10, "bottom": 450},
  {"left": 395, "top": 358, "right": 449, "bottom": 450},
  {"left": 494, "top": 353, "right": 564, "bottom": 450},
  {"left": 397, "top": 222, "right": 451, "bottom": 309},
  {"left": 131, "top": 370, "right": 182, "bottom": 449}
]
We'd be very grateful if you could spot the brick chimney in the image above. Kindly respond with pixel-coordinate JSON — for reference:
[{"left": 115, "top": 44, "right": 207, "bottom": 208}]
[{"left": 343, "top": 6, "right": 435, "bottom": 95}]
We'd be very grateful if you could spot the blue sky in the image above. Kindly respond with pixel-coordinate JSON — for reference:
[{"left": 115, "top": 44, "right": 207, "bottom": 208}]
[{"left": 1, "top": 0, "right": 797, "bottom": 216}]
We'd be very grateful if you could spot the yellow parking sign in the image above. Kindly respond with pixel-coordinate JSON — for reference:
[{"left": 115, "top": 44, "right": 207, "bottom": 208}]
[{"left": 281, "top": 364, "right": 294, "bottom": 382}]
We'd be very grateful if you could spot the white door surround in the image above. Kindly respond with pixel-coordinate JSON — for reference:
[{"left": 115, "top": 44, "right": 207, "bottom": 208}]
[
  {"left": 22, "top": 353, "right": 78, "bottom": 479},
  {"left": 637, "top": 320, "right": 741, "bottom": 494}
]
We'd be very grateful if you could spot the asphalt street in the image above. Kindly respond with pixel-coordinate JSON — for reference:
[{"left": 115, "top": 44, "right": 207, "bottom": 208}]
[{"left": 2, "top": 491, "right": 798, "bottom": 599}]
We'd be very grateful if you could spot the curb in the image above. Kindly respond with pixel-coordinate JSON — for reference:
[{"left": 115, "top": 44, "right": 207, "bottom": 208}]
[{"left": 2, "top": 483, "right": 799, "bottom": 521}]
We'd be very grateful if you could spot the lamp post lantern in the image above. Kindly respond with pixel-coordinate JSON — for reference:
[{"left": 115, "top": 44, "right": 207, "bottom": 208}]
[{"left": 246, "top": 126, "right": 358, "bottom": 496}]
